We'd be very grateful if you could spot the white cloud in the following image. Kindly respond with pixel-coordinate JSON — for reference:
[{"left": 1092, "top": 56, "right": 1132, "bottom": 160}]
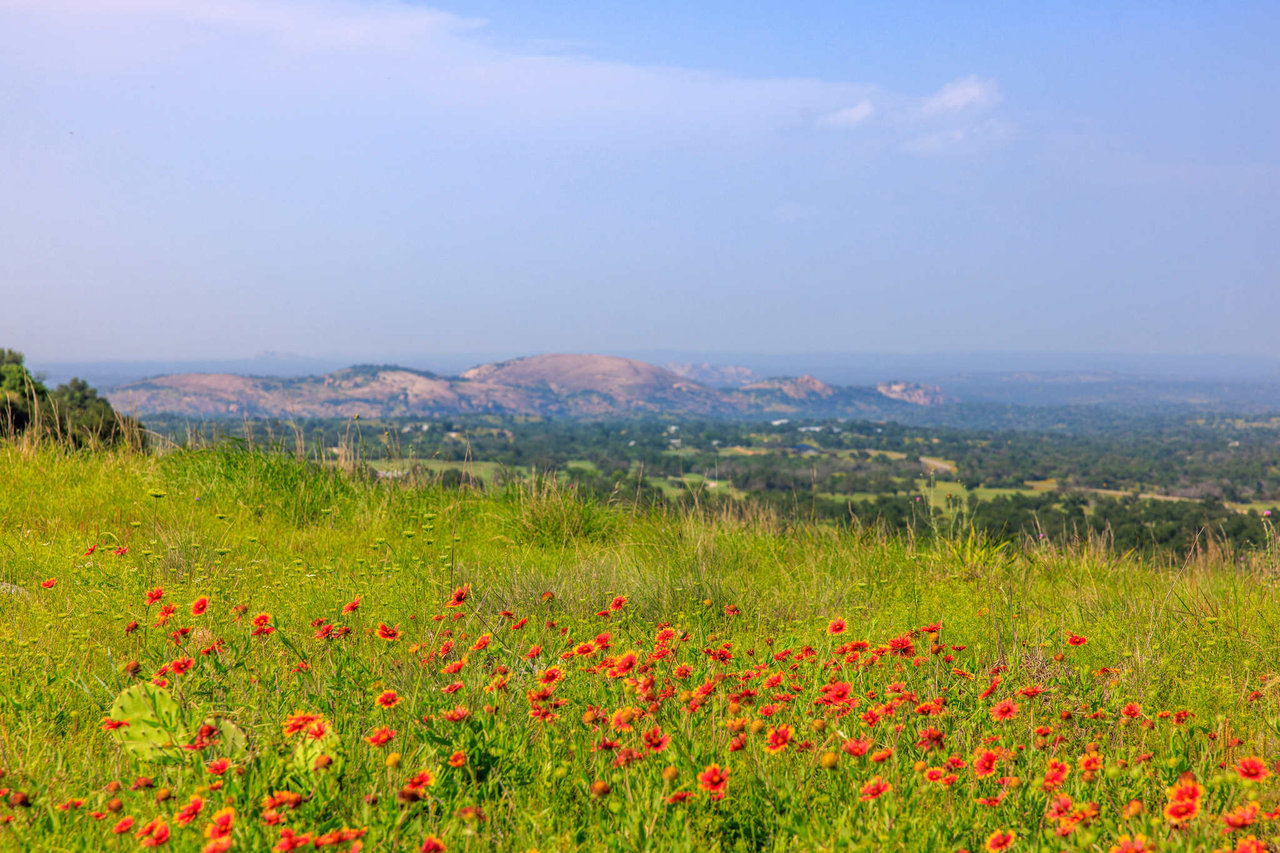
[
  {"left": 919, "top": 75, "right": 1000, "bottom": 117},
  {"left": 816, "top": 100, "right": 873, "bottom": 128},
  {"left": 905, "top": 119, "right": 1012, "bottom": 155},
  {"left": 0, "top": 0, "right": 1005, "bottom": 153}
]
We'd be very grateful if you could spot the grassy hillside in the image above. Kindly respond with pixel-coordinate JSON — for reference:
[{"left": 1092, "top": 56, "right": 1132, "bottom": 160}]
[{"left": 1, "top": 444, "right": 1279, "bottom": 851}]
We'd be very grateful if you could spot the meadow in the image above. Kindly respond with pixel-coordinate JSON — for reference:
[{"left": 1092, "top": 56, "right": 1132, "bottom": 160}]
[{"left": 2, "top": 443, "right": 1279, "bottom": 851}]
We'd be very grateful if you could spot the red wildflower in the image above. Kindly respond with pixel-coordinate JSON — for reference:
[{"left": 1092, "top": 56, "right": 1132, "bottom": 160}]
[
  {"left": 765, "top": 724, "right": 795, "bottom": 754},
  {"left": 985, "top": 830, "right": 1015, "bottom": 851},
  {"left": 445, "top": 585, "right": 470, "bottom": 608},
  {"left": 642, "top": 726, "right": 671, "bottom": 754},
  {"left": 376, "top": 690, "right": 402, "bottom": 709},
  {"left": 990, "top": 699, "right": 1019, "bottom": 721},
  {"left": 697, "top": 764, "right": 729, "bottom": 800},
  {"left": 420, "top": 837, "right": 447, "bottom": 853},
  {"left": 1236, "top": 756, "right": 1270, "bottom": 782},
  {"left": 342, "top": 598, "right": 361, "bottom": 613},
  {"left": 377, "top": 623, "right": 401, "bottom": 641},
  {"left": 1067, "top": 632, "right": 1087, "bottom": 647},
  {"left": 859, "top": 775, "right": 892, "bottom": 801},
  {"left": 191, "top": 597, "right": 209, "bottom": 616},
  {"left": 40, "top": 578, "right": 56, "bottom": 588},
  {"left": 365, "top": 727, "right": 395, "bottom": 747},
  {"left": 829, "top": 618, "right": 847, "bottom": 635},
  {"left": 145, "top": 588, "right": 164, "bottom": 606},
  {"left": 206, "top": 758, "right": 230, "bottom": 775}
]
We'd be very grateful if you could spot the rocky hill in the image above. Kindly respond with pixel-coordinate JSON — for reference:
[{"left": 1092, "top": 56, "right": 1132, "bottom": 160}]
[{"left": 109, "top": 354, "right": 945, "bottom": 419}]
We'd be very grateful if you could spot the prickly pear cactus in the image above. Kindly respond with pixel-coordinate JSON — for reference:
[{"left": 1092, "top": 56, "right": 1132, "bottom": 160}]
[{"left": 106, "top": 683, "right": 186, "bottom": 761}]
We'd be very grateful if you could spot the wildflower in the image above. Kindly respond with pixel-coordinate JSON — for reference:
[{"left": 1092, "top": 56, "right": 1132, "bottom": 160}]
[
  {"left": 376, "top": 690, "right": 402, "bottom": 709},
  {"left": 145, "top": 588, "right": 164, "bottom": 606},
  {"left": 204, "top": 807, "right": 234, "bottom": 839},
  {"left": 1236, "top": 757, "right": 1270, "bottom": 782},
  {"left": 698, "top": 764, "right": 729, "bottom": 800},
  {"left": 448, "top": 750, "right": 466, "bottom": 768},
  {"left": 283, "top": 712, "right": 321, "bottom": 736},
  {"left": 85, "top": 544, "right": 97, "bottom": 555},
  {"left": 765, "top": 724, "right": 795, "bottom": 754},
  {"left": 342, "top": 598, "right": 361, "bottom": 613},
  {"left": 642, "top": 726, "right": 671, "bottom": 754},
  {"left": 990, "top": 699, "right": 1019, "bottom": 721},
  {"left": 842, "top": 738, "right": 871, "bottom": 757},
  {"left": 446, "top": 585, "right": 470, "bottom": 608},
  {"left": 859, "top": 775, "right": 891, "bottom": 801},
  {"left": 136, "top": 817, "right": 171, "bottom": 847},
  {"left": 366, "top": 727, "right": 395, "bottom": 747},
  {"left": 609, "top": 596, "right": 627, "bottom": 611},
  {"left": 206, "top": 758, "right": 230, "bottom": 775},
  {"left": 251, "top": 613, "right": 275, "bottom": 637},
  {"left": 174, "top": 796, "right": 205, "bottom": 826},
  {"left": 665, "top": 791, "right": 695, "bottom": 804},
  {"left": 1067, "top": 632, "right": 1087, "bottom": 646},
  {"left": 101, "top": 718, "right": 130, "bottom": 731},
  {"left": 377, "top": 623, "right": 401, "bottom": 641},
  {"left": 1223, "top": 801, "right": 1261, "bottom": 832},
  {"left": 40, "top": 578, "right": 56, "bottom": 588},
  {"left": 275, "top": 828, "right": 313, "bottom": 851},
  {"left": 1108, "top": 835, "right": 1153, "bottom": 853},
  {"left": 985, "top": 830, "right": 1016, "bottom": 851},
  {"left": 113, "top": 816, "right": 135, "bottom": 834},
  {"left": 191, "top": 597, "right": 209, "bottom": 616},
  {"left": 828, "top": 618, "right": 847, "bottom": 635},
  {"left": 420, "top": 837, "right": 446, "bottom": 853}
]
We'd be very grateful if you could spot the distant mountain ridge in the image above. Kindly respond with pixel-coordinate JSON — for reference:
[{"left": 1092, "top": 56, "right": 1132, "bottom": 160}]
[{"left": 108, "top": 354, "right": 945, "bottom": 419}]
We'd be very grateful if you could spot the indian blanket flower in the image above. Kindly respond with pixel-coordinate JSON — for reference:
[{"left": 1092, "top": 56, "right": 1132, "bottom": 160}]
[
  {"left": 191, "top": 597, "right": 209, "bottom": 616},
  {"left": 377, "top": 623, "right": 401, "bottom": 641},
  {"left": 1067, "top": 632, "right": 1088, "bottom": 646},
  {"left": 446, "top": 585, "right": 470, "bottom": 608},
  {"left": 1236, "top": 756, "right": 1270, "bottom": 782},
  {"left": 366, "top": 727, "right": 396, "bottom": 747},
  {"left": 420, "top": 836, "right": 447, "bottom": 853},
  {"left": 859, "top": 776, "right": 891, "bottom": 801},
  {"left": 985, "top": 830, "right": 1016, "bottom": 851},
  {"left": 698, "top": 764, "right": 729, "bottom": 800},
  {"left": 990, "top": 699, "right": 1020, "bottom": 721},
  {"left": 1109, "top": 835, "right": 1153, "bottom": 853},
  {"left": 765, "top": 724, "right": 795, "bottom": 754},
  {"left": 376, "top": 690, "right": 402, "bottom": 709}
]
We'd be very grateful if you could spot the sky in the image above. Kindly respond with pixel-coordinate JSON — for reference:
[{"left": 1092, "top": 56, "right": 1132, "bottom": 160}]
[{"left": 2, "top": 0, "right": 1278, "bottom": 365}]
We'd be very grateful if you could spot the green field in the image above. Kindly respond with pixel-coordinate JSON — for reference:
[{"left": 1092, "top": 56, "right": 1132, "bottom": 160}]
[{"left": 2, "top": 444, "right": 1279, "bottom": 851}]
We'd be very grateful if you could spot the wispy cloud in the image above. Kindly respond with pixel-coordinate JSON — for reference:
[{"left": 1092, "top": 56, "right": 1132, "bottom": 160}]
[
  {"left": 816, "top": 100, "right": 874, "bottom": 128},
  {"left": 0, "top": 0, "right": 1003, "bottom": 150},
  {"left": 919, "top": 75, "right": 1001, "bottom": 117}
]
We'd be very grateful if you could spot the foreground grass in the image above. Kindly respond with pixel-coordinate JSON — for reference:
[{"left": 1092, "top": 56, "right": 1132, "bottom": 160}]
[{"left": 1, "top": 445, "right": 1279, "bottom": 851}]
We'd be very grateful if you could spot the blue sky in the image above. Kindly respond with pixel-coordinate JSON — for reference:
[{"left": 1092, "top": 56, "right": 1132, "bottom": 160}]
[{"left": 2, "top": 0, "right": 1277, "bottom": 363}]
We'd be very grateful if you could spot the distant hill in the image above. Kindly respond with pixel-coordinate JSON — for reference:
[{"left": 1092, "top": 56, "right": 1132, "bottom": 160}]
[{"left": 108, "top": 354, "right": 945, "bottom": 419}]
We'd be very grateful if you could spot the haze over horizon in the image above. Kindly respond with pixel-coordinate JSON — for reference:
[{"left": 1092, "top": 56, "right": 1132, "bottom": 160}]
[{"left": 4, "top": 1, "right": 1278, "bottom": 363}]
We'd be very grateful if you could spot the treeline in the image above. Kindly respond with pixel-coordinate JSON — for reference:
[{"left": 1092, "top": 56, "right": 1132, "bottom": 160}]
[{"left": 1, "top": 350, "right": 138, "bottom": 447}]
